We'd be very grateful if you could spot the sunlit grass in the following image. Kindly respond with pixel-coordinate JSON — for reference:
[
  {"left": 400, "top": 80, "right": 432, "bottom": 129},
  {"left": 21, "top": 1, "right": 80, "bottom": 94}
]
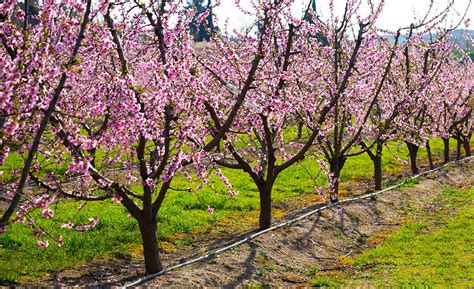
[{"left": 310, "top": 186, "right": 474, "bottom": 287}]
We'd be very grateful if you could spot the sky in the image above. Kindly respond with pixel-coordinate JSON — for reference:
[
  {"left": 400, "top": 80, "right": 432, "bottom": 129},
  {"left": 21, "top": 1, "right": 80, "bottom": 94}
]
[{"left": 213, "top": 0, "right": 473, "bottom": 33}]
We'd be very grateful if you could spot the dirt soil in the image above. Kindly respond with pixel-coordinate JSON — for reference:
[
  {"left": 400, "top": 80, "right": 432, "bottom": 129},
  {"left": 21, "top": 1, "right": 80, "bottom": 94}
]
[{"left": 36, "top": 159, "right": 473, "bottom": 287}]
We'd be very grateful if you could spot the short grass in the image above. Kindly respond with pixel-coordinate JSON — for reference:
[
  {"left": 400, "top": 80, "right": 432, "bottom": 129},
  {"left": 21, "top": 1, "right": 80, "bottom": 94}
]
[
  {"left": 310, "top": 186, "right": 474, "bottom": 287},
  {"left": 0, "top": 138, "right": 456, "bottom": 283}
]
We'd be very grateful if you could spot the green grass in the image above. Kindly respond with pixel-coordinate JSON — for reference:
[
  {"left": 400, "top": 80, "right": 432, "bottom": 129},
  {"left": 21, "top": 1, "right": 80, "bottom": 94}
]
[
  {"left": 310, "top": 186, "right": 474, "bottom": 287},
  {"left": 0, "top": 138, "right": 453, "bottom": 283},
  {"left": 0, "top": 201, "right": 138, "bottom": 283}
]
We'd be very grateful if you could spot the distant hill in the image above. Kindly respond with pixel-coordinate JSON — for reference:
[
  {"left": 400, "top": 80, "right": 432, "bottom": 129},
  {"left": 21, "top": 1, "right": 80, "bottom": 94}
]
[
  {"left": 444, "top": 29, "right": 474, "bottom": 50},
  {"left": 387, "top": 29, "right": 473, "bottom": 50}
]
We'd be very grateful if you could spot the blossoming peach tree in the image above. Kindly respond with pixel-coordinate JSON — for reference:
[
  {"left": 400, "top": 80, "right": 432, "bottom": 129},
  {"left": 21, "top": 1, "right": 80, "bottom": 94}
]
[
  {"left": 0, "top": 0, "right": 298, "bottom": 274},
  {"left": 202, "top": 0, "right": 400, "bottom": 226}
]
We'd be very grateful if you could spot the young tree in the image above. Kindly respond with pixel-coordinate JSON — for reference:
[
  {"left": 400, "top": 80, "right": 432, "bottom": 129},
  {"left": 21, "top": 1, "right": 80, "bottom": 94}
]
[
  {"left": 302, "top": 1, "right": 399, "bottom": 202},
  {"left": 392, "top": 29, "right": 455, "bottom": 174},
  {"left": 194, "top": 0, "right": 307, "bottom": 230},
  {"left": 357, "top": 32, "right": 404, "bottom": 191},
  {"left": 201, "top": 0, "right": 388, "bottom": 228},
  {"left": 362, "top": 31, "right": 457, "bottom": 189},
  {"left": 435, "top": 59, "right": 473, "bottom": 161}
]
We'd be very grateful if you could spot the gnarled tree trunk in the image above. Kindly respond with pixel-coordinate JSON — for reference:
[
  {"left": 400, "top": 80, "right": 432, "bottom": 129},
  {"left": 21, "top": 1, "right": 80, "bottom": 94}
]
[
  {"left": 456, "top": 136, "right": 462, "bottom": 160},
  {"left": 138, "top": 217, "right": 163, "bottom": 274},
  {"left": 258, "top": 178, "right": 275, "bottom": 229},
  {"left": 406, "top": 141, "right": 419, "bottom": 175},
  {"left": 372, "top": 154, "right": 383, "bottom": 191},
  {"left": 329, "top": 157, "right": 347, "bottom": 203},
  {"left": 426, "top": 140, "right": 434, "bottom": 170},
  {"left": 362, "top": 141, "right": 384, "bottom": 191},
  {"left": 462, "top": 135, "right": 471, "bottom": 157},
  {"left": 442, "top": 137, "right": 450, "bottom": 164}
]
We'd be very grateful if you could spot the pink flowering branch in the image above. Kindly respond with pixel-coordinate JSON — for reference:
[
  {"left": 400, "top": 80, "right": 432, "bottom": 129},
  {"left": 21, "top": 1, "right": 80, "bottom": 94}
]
[
  {"left": 29, "top": 173, "right": 110, "bottom": 202},
  {"left": 0, "top": 0, "right": 93, "bottom": 226}
]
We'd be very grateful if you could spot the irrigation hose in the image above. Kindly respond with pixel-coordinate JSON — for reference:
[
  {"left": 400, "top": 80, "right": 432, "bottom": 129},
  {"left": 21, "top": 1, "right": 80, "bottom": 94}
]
[{"left": 124, "top": 156, "right": 473, "bottom": 287}]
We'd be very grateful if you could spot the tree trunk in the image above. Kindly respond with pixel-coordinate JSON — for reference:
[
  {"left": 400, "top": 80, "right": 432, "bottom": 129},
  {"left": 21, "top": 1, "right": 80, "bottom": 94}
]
[
  {"left": 426, "top": 140, "right": 434, "bottom": 170},
  {"left": 258, "top": 180, "right": 274, "bottom": 229},
  {"left": 442, "top": 137, "right": 450, "bottom": 164},
  {"left": 462, "top": 136, "right": 471, "bottom": 157},
  {"left": 138, "top": 218, "right": 163, "bottom": 274},
  {"left": 373, "top": 154, "right": 382, "bottom": 191},
  {"left": 456, "top": 137, "right": 462, "bottom": 160},
  {"left": 363, "top": 141, "right": 383, "bottom": 191},
  {"left": 330, "top": 168, "right": 341, "bottom": 203},
  {"left": 329, "top": 157, "right": 346, "bottom": 203},
  {"left": 406, "top": 142, "right": 419, "bottom": 175}
]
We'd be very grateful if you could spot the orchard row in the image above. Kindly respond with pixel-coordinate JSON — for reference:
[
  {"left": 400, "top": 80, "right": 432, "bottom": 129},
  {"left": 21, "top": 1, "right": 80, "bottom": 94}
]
[{"left": 0, "top": 0, "right": 472, "bottom": 274}]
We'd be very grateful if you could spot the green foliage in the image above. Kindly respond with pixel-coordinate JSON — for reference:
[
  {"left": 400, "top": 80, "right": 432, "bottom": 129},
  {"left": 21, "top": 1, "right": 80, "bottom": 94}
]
[
  {"left": 306, "top": 265, "right": 319, "bottom": 276},
  {"left": 311, "top": 276, "right": 338, "bottom": 287},
  {"left": 399, "top": 178, "right": 420, "bottom": 189},
  {"left": 0, "top": 201, "right": 139, "bottom": 283}
]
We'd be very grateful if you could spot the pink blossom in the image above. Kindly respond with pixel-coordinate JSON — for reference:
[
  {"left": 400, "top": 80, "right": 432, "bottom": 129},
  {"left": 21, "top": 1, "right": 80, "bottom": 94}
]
[
  {"left": 112, "top": 194, "right": 123, "bottom": 203},
  {"left": 34, "top": 195, "right": 55, "bottom": 209},
  {"left": 56, "top": 236, "right": 64, "bottom": 247},
  {"left": 316, "top": 187, "right": 326, "bottom": 201},
  {"left": 228, "top": 190, "right": 238, "bottom": 197},
  {"left": 4, "top": 190, "right": 15, "bottom": 202},
  {"left": 76, "top": 225, "right": 88, "bottom": 232},
  {"left": 4, "top": 121, "right": 19, "bottom": 135},
  {"left": 76, "top": 217, "right": 99, "bottom": 231},
  {"left": 251, "top": 166, "right": 262, "bottom": 175},
  {"left": 144, "top": 178, "right": 155, "bottom": 189},
  {"left": 88, "top": 217, "right": 99, "bottom": 228},
  {"left": 0, "top": 225, "right": 7, "bottom": 234},
  {"left": 97, "top": 178, "right": 110, "bottom": 187},
  {"left": 61, "top": 222, "right": 74, "bottom": 229},
  {"left": 38, "top": 240, "right": 49, "bottom": 248},
  {"left": 292, "top": 19, "right": 301, "bottom": 26},
  {"left": 12, "top": 216, "right": 25, "bottom": 223},
  {"left": 68, "top": 159, "right": 89, "bottom": 174},
  {"left": 197, "top": 10, "right": 209, "bottom": 23},
  {"left": 207, "top": 205, "right": 214, "bottom": 215},
  {"left": 32, "top": 229, "right": 44, "bottom": 237},
  {"left": 42, "top": 208, "right": 55, "bottom": 219}
]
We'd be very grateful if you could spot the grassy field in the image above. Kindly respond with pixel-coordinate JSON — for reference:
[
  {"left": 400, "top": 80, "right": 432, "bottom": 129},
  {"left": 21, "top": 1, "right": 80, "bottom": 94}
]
[
  {"left": 0, "top": 139, "right": 457, "bottom": 283},
  {"left": 310, "top": 186, "right": 474, "bottom": 287}
]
